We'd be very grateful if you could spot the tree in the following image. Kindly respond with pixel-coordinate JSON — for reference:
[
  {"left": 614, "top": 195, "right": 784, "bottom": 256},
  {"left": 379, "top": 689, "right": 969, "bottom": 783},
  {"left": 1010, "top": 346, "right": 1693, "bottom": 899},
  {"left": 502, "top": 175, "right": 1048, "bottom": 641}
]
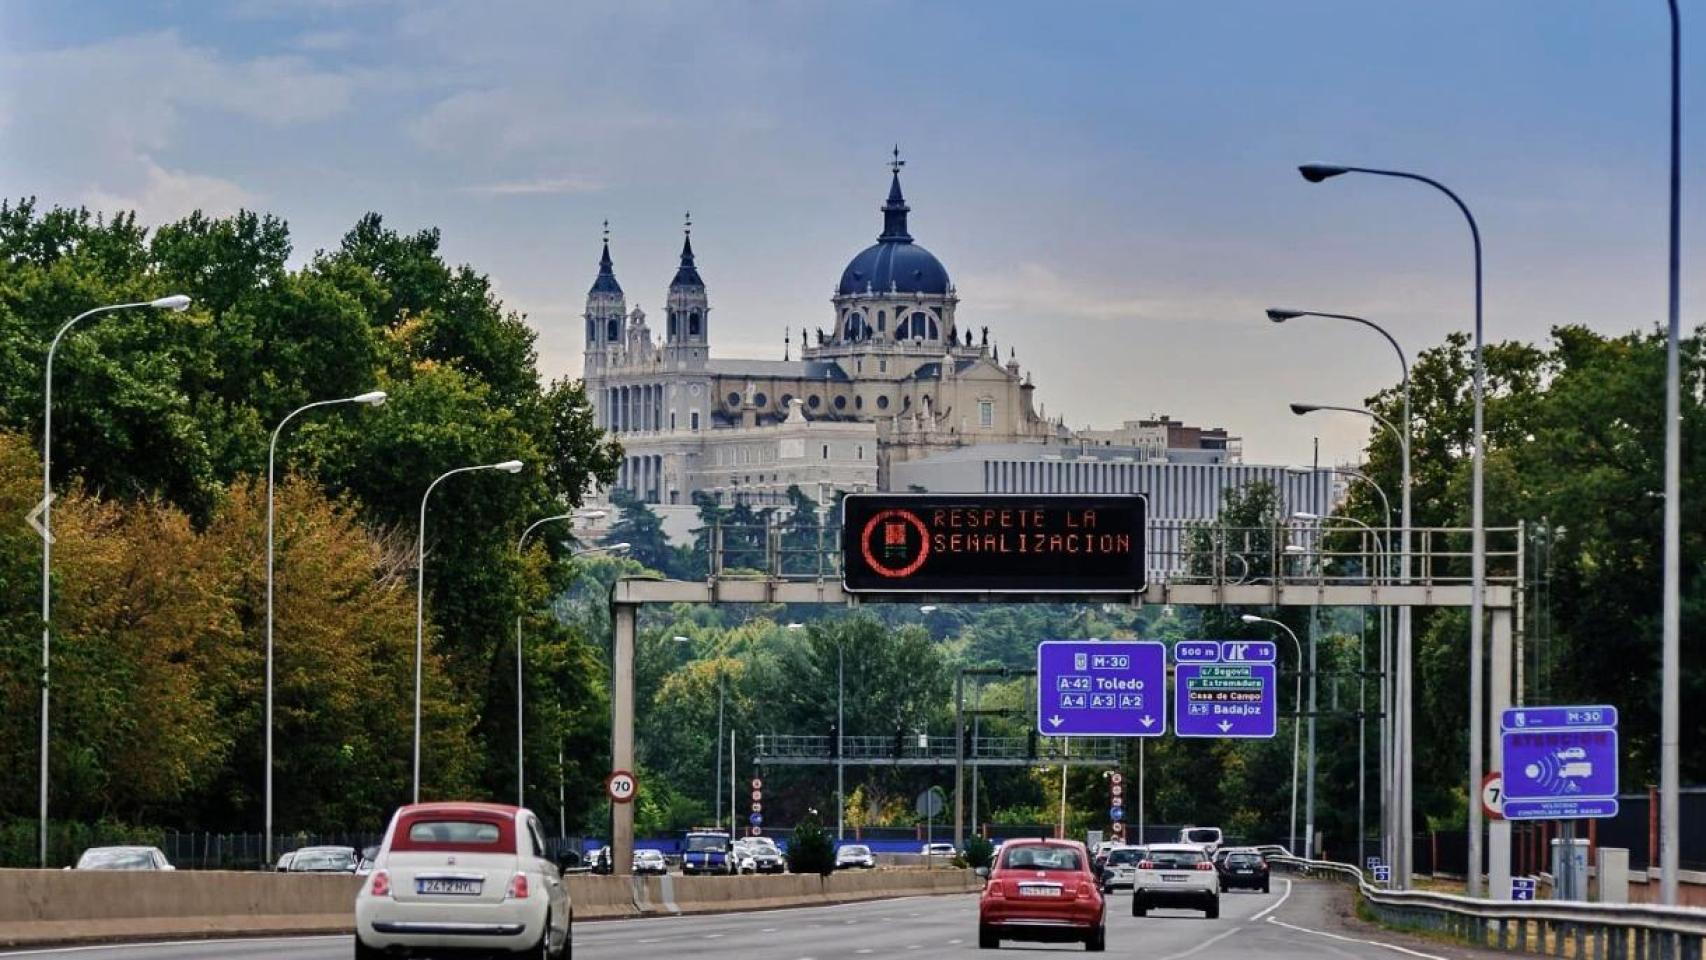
[
  {"left": 607, "top": 488, "right": 675, "bottom": 576},
  {"left": 785, "top": 810, "right": 835, "bottom": 876}
]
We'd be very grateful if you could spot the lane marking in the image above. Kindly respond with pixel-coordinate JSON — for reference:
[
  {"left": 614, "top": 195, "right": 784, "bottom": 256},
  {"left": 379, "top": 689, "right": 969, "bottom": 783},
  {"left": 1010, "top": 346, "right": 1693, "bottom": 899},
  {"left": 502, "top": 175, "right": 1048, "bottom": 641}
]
[
  {"left": 1265, "top": 916, "right": 1448, "bottom": 960},
  {"left": 0, "top": 937, "right": 348, "bottom": 957},
  {"left": 1249, "top": 879, "right": 1293, "bottom": 921},
  {"left": 1156, "top": 925, "right": 1241, "bottom": 960}
]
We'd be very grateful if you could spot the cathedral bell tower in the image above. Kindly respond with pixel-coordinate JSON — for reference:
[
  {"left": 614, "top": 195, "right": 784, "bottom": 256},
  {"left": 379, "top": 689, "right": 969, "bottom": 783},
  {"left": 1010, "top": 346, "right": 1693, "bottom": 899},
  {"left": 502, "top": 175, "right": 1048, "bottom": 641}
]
[
  {"left": 664, "top": 212, "right": 709, "bottom": 366},
  {"left": 583, "top": 220, "right": 626, "bottom": 376}
]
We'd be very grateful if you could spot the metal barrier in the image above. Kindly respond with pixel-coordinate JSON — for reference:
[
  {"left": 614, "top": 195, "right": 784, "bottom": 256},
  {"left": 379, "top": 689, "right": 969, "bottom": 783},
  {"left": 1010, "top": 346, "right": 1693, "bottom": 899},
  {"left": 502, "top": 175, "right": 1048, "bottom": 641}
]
[{"left": 1271, "top": 855, "right": 1706, "bottom": 959}]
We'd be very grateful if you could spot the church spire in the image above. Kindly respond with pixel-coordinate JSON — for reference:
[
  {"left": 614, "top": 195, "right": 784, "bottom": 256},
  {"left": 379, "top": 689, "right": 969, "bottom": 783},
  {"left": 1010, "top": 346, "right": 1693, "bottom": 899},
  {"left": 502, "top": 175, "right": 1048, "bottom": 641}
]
[
  {"left": 878, "top": 145, "right": 913, "bottom": 243},
  {"left": 590, "top": 219, "right": 622, "bottom": 295},
  {"left": 671, "top": 211, "right": 704, "bottom": 288}
]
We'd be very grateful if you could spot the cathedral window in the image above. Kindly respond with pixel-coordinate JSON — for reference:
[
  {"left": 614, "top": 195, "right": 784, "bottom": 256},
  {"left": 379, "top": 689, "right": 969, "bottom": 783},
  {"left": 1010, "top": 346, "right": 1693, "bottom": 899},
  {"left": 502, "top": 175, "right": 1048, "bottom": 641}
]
[
  {"left": 691, "top": 411, "right": 700, "bottom": 431},
  {"left": 780, "top": 393, "right": 792, "bottom": 408},
  {"left": 668, "top": 311, "right": 678, "bottom": 337},
  {"left": 821, "top": 445, "right": 830, "bottom": 460},
  {"left": 833, "top": 395, "right": 847, "bottom": 410},
  {"left": 754, "top": 392, "right": 767, "bottom": 407},
  {"left": 877, "top": 311, "right": 886, "bottom": 331},
  {"left": 854, "top": 396, "right": 864, "bottom": 410},
  {"left": 607, "top": 318, "right": 620, "bottom": 340},
  {"left": 877, "top": 395, "right": 889, "bottom": 410},
  {"left": 727, "top": 392, "right": 741, "bottom": 407},
  {"left": 808, "top": 395, "right": 821, "bottom": 409},
  {"left": 878, "top": 359, "right": 887, "bottom": 373},
  {"left": 587, "top": 319, "right": 595, "bottom": 341},
  {"left": 689, "top": 311, "right": 701, "bottom": 336},
  {"left": 843, "top": 312, "right": 870, "bottom": 341},
  {"left": 979, "top": 398, "right": 995, "bottom": 428}
]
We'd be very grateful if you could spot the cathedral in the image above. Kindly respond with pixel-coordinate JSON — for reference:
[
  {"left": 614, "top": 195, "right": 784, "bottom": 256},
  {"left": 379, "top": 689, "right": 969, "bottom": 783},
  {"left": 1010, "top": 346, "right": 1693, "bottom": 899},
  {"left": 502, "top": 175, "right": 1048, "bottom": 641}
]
[{"left": 585, "top": 155, "right": 1069, "bottom": 509}]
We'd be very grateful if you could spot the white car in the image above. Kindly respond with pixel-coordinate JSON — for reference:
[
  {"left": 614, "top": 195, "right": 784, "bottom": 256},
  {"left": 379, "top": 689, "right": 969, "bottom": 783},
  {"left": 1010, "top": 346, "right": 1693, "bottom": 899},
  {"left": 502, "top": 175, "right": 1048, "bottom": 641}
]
[
  {"left": 1099, "top": 845, "right": 1146, "bottom": 892},
  {"left": 1132, "top": 843, "right": 1220, "bottom": 918},
  {"left": 733, "top": 837, "right": 787, "bottom": 874},
  {"left": 835, "top": 844, "right": 876, "bottom": 869},
  {"left": 633, "top": 848, "right": 668, "bottom": 875},
  {"left": 920, "top": 842, "right": 956, "bottom": 859},
  {"left": 1178, "top": 825, "right": 1223, "bottom": 854},
  {"left": 354, "top": 802, "right": 570, "bottom": 959},
  {"left": 75, "top": 846, "right": 174, "bottom": 871}
]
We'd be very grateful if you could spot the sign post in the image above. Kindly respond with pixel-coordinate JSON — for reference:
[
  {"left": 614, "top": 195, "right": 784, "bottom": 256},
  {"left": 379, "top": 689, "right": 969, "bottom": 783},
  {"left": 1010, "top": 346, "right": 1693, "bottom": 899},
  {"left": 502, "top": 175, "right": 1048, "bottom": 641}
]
[
  {"left": 1035, "top": 641, "right": 1167, "bottom": 737},
  {"left": 842, "top": 495, "right": 1146, "bottom": 595},
  {"left": 1173, "top": 640, "right": 1278, "bottom": 739},
  {"left": 1500, "top": 706, "right": 1619, "bottom": 820}
]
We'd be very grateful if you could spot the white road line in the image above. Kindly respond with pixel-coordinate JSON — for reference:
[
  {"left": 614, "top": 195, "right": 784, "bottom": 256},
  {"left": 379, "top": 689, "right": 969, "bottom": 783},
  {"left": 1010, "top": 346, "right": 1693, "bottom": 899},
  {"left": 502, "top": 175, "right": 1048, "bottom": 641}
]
[
  {"left": 1265, "top": 916, "right": 1448, "bottom": 960},
  {"left": 0, "top": 937, "right": 347, "bottom": 956},
  {"left": 1250, "top": 878, "right": 1293, "bottom": 921},
  {"left": 1156, "top": 925, "right": 1241, "bottom": 960}
]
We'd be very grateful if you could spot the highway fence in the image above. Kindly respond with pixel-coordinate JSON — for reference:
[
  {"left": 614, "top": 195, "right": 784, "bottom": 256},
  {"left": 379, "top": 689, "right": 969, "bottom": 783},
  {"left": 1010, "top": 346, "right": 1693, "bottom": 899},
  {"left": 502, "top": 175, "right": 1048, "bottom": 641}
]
[{"left": 1272, "top": 854, "right": 1706, "bottom": 959}]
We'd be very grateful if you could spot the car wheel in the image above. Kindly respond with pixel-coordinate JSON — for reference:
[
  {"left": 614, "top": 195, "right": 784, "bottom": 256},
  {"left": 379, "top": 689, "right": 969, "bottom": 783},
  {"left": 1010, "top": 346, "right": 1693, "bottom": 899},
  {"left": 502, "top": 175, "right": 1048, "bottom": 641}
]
[
  {"left": 353, "top": 936, "right": 384, "bottom": 960},
  {"left": 1261, "top": 880, "right": 1270, "bottom": 894},
  {"left": 1205, "top": 898, "right": 1220, "bottom": 920},
  {"left": 1131, "top": 895, "right": 1147, "bottom": 918},
  {"left": 978, "top": 924, "right": 999, "bottom": 949},
  {"left": 1086, "top": 924, "right": 1106, "bottom": 952}
]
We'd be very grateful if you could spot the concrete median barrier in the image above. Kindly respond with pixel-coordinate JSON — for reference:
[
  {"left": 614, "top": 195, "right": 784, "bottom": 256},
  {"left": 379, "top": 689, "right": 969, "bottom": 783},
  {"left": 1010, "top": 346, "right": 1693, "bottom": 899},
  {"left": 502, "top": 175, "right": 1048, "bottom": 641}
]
[{"left": 0, "top": 866, "right": 984, "bottom": 947}]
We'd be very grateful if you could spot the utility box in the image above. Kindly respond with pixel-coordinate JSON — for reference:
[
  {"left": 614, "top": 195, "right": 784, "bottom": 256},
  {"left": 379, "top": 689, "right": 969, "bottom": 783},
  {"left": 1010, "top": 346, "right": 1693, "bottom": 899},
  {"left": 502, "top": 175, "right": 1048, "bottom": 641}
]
[
  {"left": 1551, "top": 837, "right": 1590, "bottom": 901},
  {"left": 1597, "top": 847, "right": 1630, "bottom": 903}
]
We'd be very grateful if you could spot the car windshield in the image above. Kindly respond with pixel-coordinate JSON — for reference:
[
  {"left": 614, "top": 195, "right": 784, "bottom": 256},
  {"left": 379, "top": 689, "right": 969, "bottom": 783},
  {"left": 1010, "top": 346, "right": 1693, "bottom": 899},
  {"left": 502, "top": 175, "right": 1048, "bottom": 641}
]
[
  {"left": 406, "top": 820, "right": 501, "bottom": 845},
  {"left": 1150, "top": 849, "right": 1207, "bottom": 868},
  {"left": 1227, "top": 854, "right": 1262, "bottom": 866},
  {"left": 750, "top": 840, "right": 778, "bottom": 852},
  {"left": 841, "top": 845, "right": 869, "bottom": 856},
  {"left": 291, "top": 849, "right": 354, "bottom": 870},
  {"left": 78, "top": 849, "right": 155, "bottom": 869},
  {"left": 1107, "top": 848, "right": 1142, "bottom": 865},
  {"left": 687, "top": 835, "right": 728, "bottom": 853},
  {"left": 1002, "top": 845, "right": 1082, "bottom": 871},
  {"left": 636, "top": 850, "right": 663, "bottom": 860},
  {"left": 1184, "top": 829, "right": 1219, "bottom": 843}
]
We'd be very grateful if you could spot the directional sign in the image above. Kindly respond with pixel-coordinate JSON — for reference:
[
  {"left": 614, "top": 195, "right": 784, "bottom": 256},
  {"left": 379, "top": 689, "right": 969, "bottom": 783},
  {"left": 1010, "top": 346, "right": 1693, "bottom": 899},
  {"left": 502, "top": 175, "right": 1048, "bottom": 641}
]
[
  {"left": 25, "top": 493, "right": 54, "bottom": 544},
  {"left": 1501, "top": 704, "right": 1618, "bottom": 820},
  {"left": 842, "top": 494, "right": 1147, "bottom": 595},
  {"left": 1366, "top": 857, "right": 1383, "bottom": 871},
  {"left": 1174, "top": 642, "right": 1219, "bottom": 663},
  {"left": 1173, "top": 641, "right": 1277, "bottom": 739},
  {"left": 1511, "top": 877, "right": 1538, "bottom": 902},
  {"left": 1110, "top": 805, "right": 1125, "bottom": 821},
  {"left": 1372, "top": 865, "right": 1392, "bottom": 884},
  {"left": 605, "top": 770, "right": 638, "bottom": 804},
  {"left": 749, "top": 813, "right": 763, "bottom": 827},
  {"left": 1036, "top": 640, "right": 1166, "bottom": 737}
]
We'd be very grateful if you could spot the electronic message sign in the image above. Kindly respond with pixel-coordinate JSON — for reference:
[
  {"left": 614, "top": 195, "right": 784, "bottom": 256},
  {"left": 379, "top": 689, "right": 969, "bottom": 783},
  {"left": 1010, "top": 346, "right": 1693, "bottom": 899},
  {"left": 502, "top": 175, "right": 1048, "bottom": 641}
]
[{"left": 841, "top": 494, "right": 1147, "bottom": 594}]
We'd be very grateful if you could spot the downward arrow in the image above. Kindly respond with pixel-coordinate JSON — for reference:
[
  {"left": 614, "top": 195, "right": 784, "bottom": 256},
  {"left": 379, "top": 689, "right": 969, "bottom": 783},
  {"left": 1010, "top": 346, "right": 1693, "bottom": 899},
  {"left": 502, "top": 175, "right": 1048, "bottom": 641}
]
[
  {"left": 1138, "top": 715, "right": 1155, "bottom": 729},
  {"left": 1048, "top": 715, "right": 1064, "bottom": 729},
  {"left": 1218, "top": 721, "right": 1233, "bottom": 733}
]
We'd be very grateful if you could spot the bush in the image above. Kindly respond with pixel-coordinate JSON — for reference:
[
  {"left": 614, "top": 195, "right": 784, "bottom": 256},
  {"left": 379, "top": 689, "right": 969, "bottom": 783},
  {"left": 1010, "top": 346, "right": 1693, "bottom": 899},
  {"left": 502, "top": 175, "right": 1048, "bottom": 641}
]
[
  {"left": 963, "top": 835, "right": 995, "bottom": 870},
  {"left": 785, "top": 812, "right": 836, "bottom": 877}
]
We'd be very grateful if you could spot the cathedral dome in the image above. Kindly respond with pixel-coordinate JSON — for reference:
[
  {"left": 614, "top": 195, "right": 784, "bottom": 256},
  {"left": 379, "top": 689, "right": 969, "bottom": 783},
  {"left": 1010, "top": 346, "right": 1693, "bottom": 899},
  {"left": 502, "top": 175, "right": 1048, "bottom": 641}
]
[
  {"left": 835, "top": 160, "right": 950, "bottom": 297},
  {"left": 837, "top": 240, "right": 950, "bottom": 297}
]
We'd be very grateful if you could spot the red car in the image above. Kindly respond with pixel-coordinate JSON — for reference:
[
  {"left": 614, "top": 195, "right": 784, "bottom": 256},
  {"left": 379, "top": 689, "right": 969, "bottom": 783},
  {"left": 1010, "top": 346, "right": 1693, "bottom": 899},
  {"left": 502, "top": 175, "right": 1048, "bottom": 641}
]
[{"left": 978, "top": 839, "right": 1106, "bottom": 951}]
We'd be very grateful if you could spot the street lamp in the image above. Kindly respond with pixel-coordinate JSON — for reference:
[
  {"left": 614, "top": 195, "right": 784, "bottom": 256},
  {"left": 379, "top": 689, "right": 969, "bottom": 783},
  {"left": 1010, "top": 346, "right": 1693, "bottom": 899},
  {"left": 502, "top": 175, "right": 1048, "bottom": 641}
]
[
  {"left": 1241, "top": 614, "right": 1304, "bottom": 859},
  {"left": 512, "top": 523, "right": 626, "bottom": 808},
  {"left": 1298, "top": 160, "right": 1481, "bottom": 893},
  {"left": 1659, "top": 0, "right": 1683, "bottom": 906},
  {"left": 413, "top": 458, "right": 523, "bottom": 803},
  {"left": 37, "top": 293, "right": 190, "bottom": 867},
  {"left": 264, "top": 389, "right": 386, "bottom": 863}
]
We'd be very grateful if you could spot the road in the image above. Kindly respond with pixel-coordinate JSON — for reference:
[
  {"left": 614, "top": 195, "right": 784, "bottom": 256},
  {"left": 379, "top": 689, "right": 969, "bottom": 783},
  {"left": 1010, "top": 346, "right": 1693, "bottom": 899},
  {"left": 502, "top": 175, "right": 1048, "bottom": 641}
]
[{"left": 1, "top": 879, "right": 1496, "bottom": 960}]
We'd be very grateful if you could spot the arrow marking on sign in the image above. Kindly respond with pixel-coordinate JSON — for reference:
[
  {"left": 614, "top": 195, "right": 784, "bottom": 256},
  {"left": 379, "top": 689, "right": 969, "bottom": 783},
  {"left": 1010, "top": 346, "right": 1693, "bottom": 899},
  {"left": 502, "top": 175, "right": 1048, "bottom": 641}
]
[
  {"left": 1139, "top": 716, "right": 1155, "bottom": 729},
  {"left": 1218, "top": 721, "right": 1233, "bottom": 733},
  {"left": 26, "top": 494, "right": 54, "bottom": 544},
  {"left": 1048, "top": 715, "right": 1064, "bottom": 729}
]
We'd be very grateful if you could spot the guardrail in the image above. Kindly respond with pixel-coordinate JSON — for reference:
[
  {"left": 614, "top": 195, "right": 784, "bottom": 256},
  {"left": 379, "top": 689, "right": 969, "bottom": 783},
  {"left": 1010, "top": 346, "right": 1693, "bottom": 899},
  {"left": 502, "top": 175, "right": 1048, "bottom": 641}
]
[{"left": 1270, "top": 855, "right": 1706, "bottom": 959}]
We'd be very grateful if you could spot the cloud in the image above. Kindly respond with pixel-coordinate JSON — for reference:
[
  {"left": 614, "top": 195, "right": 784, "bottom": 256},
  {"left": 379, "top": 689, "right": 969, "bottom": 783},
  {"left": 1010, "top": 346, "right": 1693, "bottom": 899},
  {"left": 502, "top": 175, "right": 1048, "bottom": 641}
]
[
  {"left": 294, "top": 29, "right": 359, "bottom": 52},
  {"left": 83, "top": 159, "right": 260, "bottom": 226},
  {"left": 463, "top": 175, "right": 606, "bottom": 197}
]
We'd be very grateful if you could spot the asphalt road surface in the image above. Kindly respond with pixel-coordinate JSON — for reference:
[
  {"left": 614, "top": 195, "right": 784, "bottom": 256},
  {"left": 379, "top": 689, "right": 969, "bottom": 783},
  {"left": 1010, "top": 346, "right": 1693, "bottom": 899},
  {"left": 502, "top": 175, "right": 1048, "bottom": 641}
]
[{"left": 1, "top": 879, "right": 1502, "bottom": 960}]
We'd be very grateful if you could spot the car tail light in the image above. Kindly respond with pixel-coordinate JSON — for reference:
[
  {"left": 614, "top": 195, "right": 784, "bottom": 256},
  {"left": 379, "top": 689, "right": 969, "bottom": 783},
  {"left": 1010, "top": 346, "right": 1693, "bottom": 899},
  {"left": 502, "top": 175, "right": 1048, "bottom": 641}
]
[
  {"left": 1138, "top": 860, "right": 1155, "bottom": 870},
  {"left": 1258, "top": 858, "right": 1268, "bottom": 869},
  {"left": 506, "top": 872, "right": 531, "bottom": 900},
  {"left": 1077, "top": 881, "right": 1094, "bottom": 899},
  {"left": 986, "top": 879, "right": 1004, "bottom": 898},
  {"left": 369, "top": 870, "right": 391, "bottom": 898},
  {"left": 1197, "top": 862, "right": 1215, "bottom": 871}
]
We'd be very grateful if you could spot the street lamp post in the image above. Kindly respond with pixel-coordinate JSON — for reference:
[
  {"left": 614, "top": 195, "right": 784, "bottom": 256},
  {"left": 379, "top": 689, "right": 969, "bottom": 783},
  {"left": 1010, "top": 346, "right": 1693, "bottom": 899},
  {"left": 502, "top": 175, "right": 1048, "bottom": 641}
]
[
  {"left": 1242, "top": 615, "right": 1304, "bottom": 858},
  {"left": 1299, "top": 161, "right": 1480, "bottom": 893},
  {"left": 265, "top": 389, "right": 387, "bottom": 864},
  {"left": 414, "top": 459, "right": 524, "bottom": 803},
  {"left": 37, "top": 294, "right": 190, "bottom": 867},
  {"left": 1659, "top": 0, "right": 1683, "bottom": 907},
  {"left": 513, "top": 530, "right": 627, "bottom": 807}
]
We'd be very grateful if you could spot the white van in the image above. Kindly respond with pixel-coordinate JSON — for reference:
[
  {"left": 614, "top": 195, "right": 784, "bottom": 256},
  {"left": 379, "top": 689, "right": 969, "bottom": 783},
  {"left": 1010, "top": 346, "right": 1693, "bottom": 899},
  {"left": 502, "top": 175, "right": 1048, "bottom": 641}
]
[{"left": 1178, "top": 825, "right": 1223, "bottom": 854}]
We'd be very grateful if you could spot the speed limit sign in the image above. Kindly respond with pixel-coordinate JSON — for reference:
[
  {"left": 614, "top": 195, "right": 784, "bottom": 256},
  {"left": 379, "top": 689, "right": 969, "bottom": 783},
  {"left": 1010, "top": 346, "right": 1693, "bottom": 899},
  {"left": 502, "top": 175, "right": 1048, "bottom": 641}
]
[
  {"left": 605, "top": 769, "right": 638, "bottom": 804},
  {"left": 751, "top": 777, "right": 763, "bottom": 791},
  {"left": 1109, "top": 773, "right": 1124, "bottom": 786}
]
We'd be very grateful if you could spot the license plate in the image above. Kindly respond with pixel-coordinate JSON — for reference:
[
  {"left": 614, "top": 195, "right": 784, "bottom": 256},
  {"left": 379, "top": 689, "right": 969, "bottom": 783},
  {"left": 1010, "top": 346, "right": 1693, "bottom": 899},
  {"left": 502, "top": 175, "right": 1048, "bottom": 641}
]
[
  {"left": 416, "top": 878, "right": 482, "bottom": 896},
  {"left": 1018, "top": 884, "right": 1062, "bottom": 897},
  {"left": 1162, "top": 874, "right": 1187, "bottom": 883},
  {"left": 1236, "top": 869, "right": 1253, "bottom": 874}
]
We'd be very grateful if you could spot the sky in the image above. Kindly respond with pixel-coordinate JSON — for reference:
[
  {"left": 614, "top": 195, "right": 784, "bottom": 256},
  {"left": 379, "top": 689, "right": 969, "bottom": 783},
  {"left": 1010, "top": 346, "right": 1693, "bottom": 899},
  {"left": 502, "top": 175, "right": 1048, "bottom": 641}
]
[{"left": 1, "top": 0, "right": 1700, "bottom": 466}]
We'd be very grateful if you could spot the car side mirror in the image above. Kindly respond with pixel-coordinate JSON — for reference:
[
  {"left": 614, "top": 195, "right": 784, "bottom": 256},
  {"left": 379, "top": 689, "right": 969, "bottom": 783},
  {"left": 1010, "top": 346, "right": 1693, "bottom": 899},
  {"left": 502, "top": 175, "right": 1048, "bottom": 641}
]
[{"left": 974, "top": 866, "right": 990, "bottom": 879}]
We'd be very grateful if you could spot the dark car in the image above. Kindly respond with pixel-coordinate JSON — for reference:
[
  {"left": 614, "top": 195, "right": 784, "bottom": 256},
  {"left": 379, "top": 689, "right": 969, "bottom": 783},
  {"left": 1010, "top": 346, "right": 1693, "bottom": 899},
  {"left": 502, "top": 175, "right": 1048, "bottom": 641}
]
[{"left": 1217, "top": 849, "right": 1270, "bottom": 893}]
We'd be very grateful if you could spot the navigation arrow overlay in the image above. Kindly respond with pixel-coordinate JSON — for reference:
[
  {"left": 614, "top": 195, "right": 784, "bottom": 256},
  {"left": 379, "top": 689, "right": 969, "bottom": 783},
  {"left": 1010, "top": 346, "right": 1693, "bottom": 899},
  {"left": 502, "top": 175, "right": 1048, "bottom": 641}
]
[
  {"left": 1048, "top": 715, "right": 1064, "bottom": 729},
  {"left": 25, "top": 494, "right": 54, "bottom": 544}
]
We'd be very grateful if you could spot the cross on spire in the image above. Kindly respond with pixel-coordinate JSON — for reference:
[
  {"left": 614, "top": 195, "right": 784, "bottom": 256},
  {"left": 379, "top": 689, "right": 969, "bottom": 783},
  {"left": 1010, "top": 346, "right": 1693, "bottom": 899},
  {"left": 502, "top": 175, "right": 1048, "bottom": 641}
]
[
  {"left": 684, "top": 211, "right": 692, "bottom": 236},
  {"left": 602, "top": 219, "right": 610, "bottom": 243},
  {"left": 890, "top": 144, "right": 905, "bottom": 175}
]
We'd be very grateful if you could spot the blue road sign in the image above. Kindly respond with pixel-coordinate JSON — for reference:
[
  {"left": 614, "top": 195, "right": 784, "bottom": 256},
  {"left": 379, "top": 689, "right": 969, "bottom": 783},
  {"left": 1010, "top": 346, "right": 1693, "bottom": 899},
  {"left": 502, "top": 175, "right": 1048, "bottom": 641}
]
[
  {"left": 1372, "top": 865, "right": 1391, "bottom": 883},
  {"left": 1366, "top": 857, "right": 1383, "bottom": 871},
  {"left": 1036, "top": 640, "right": 1167, "bottom": 737},
  {"left": 1500, "top": 704, "right": 1618, "bottom": 821},
  {"left": 749, "top": 813, "right": 763, "bottom": 826},
  {"left": 1502, "top": 706, "right": 1618, "bottom": 732},
  {"left": 1110, "top": 805, "right": 1125, "bottom": 821},
  {"left": 1221, "top": 640, "right": 1277, "bottom": 663},
  {"left": 1174, "top": 641, "right": 1278, "bottom": 739},
  {"left": 1174, "top": 642, "right": 1219, "bottom": 663},
  {"left": 1511, "top": 877, "right": 1537, "bottom": 902}
]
